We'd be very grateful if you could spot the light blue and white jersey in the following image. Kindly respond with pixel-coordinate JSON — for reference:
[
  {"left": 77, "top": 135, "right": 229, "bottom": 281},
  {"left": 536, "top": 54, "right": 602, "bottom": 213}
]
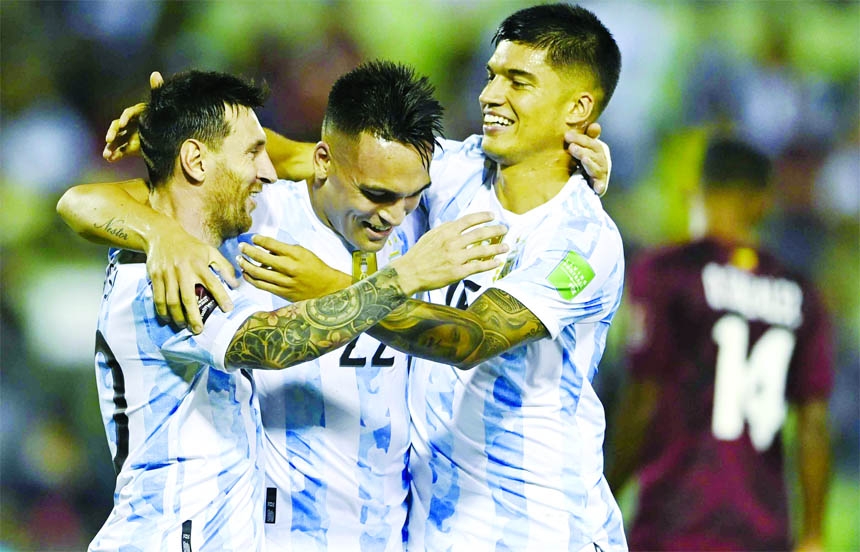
[
  {"left": 228, "top": 180, "right": 418, "bottom": 552},
  {"left": 90, "top": 250, "right": 267, "bottom": 552},
  {"left": 407, "top": 136, "right": 628, "bottom": 551}
]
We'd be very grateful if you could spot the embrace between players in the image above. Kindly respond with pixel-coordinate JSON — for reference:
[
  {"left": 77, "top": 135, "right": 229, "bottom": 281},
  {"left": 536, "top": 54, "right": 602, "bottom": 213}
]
[{"left": 58, "top": 4, "right": 628, "bottom": 551}]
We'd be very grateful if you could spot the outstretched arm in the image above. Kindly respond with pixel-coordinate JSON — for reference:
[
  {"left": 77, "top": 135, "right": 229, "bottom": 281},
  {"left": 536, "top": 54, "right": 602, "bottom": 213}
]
[
  {"left": 57, "top": 179, "right": 237, "bottom": 333},
  {"left": 227, "top": 266, "right": 407, "bottom": 369},
  {"left": 264, "top": 128, "right": 315, "bottom": 182},
  {"left": 239, "top": 242, "right": 549, "bottom": 368},
  {"left": 368, "top": 289, "right": 547, "bottom": 369},
  {"left": 226, "top": 212, "right": 509, "bottom": 370},
  {"left": 57, "top": 178, "right": 151, "bottom": 248},
  {"left": 264, "top": 124, "right": 611, "bottom": 193},
  {"left": 237, "top": 227, "right": 555, "bottom": 368}
]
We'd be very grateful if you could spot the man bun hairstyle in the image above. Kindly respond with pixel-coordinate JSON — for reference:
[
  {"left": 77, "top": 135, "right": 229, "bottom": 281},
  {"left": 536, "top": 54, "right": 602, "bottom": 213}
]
[
  {"left": 323, "top": 60, "right": 444, "bottom": 170},
  {"left": 139, "top": 70, "right": 269, "bottom": 187}
]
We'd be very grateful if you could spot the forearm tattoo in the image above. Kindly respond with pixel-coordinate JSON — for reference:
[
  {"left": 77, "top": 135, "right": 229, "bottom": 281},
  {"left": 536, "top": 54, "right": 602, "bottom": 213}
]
[
  {"left": 226, "top": 267, "right": 406, "bottom": 370},
  {"left": 369, "top": 288, "right": 548, "bottom": 368},
  {"left": 93, "top": 217, "right": 131, "bottom": 242}
]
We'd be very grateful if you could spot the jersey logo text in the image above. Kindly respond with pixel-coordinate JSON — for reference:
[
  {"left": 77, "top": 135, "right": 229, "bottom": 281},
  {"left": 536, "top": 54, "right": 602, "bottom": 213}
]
[{"left": 548, "top": 250, "right": 594, "bottom": 300}]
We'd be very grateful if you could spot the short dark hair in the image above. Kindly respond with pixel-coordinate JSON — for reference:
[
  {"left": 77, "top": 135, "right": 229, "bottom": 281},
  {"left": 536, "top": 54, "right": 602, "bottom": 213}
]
[
  {"left": 493, "top": 3, "right": 621, "bottom": 116},
  {"left": 139, "top": 70, "right": 269, "bottom": 187},
  {"left": 322, "top": 60, "right": 443, "bottom": 170},
  {"left": 702, "top": 137, "right": 772, "bottom": 190}
]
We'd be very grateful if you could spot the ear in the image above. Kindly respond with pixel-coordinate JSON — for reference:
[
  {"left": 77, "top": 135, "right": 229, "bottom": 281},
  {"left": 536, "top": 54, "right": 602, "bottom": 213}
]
[
  {"left": 566, "top": 92, "right": 596, "bottom": 129},
  {"left": 179, "top": 139, "right": 206, "bottom": 184},
  {"left": 312, "top": 141, "right": 331, "bottom": 187}
]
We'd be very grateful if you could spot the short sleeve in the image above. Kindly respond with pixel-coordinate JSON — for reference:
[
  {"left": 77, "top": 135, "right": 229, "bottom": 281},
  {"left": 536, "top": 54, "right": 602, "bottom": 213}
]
[
  {"left": 161, "top": 284, "right": 265, "bottom": 373},
  {"left": 492, "top": 218, "right": 624, "bottom": 339}
]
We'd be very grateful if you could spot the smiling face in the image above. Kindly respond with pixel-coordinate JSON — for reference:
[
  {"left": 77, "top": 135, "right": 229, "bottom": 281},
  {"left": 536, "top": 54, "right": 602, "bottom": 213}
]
[
  {"left": 205, "top": 105, "right": 276, "bottom": 240},
  {"left": 480, "top": 40, "right": 589, "bottom": 167},
  {"left": 312, "top": 131, "right": 431, "bottom": 252}
]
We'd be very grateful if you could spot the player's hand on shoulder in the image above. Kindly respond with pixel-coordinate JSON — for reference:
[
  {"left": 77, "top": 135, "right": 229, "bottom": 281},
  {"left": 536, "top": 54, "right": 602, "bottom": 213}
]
[
  {"left": 566, "top": 122, "right": 611, "bottom": 197},
  {"left": 391, "top": 211, "right": 508, "bottom": 295},
  {"left": 146, "top": 228, "right": 236, "bottom": 334},
  {"left": 238, "top": 236, "right": 350, "bottom": 302}
]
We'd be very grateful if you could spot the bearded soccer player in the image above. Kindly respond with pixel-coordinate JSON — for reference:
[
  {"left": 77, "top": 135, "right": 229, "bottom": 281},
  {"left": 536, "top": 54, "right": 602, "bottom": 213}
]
[
  {"left": 59, "top": 69, "right": 506, "bottom": 551},
  {"left": 607, "top": 137, "right": 833, "bottom": 551},
  {"left": 60, "top": 50, "right": 612, "bottom": 552}
]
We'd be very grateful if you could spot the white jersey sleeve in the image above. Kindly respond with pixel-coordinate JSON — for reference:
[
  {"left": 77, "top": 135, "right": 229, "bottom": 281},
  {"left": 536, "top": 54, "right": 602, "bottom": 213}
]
[
  {"left": 408, "top": 141, "right": 627, "bottom": 552},
  {"left": 491, "top": 190, "right": 625, "bottom": 338},
  {"left": 89, "top": 250, "right": 267, "bottom": 552},
  {"left": 161, "top": 286, "right": 266, "bottom": 372}
]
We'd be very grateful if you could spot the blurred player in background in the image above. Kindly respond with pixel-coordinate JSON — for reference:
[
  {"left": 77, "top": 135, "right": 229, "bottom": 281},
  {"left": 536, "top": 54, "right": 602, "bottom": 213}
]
[{"left": 607, "top": 137, "right": 833, "bottom": 551}]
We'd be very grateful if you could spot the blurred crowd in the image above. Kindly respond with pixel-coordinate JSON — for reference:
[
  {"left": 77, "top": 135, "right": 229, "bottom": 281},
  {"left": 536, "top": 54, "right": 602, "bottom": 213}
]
[{"left": 0, "top": 1, "right": 857, "bottom": 550}]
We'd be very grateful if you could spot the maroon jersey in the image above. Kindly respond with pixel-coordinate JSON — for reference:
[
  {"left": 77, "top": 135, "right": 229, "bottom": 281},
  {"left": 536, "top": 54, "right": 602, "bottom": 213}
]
[{"left": 625, "top": 238, "right": 833, "bottom": 551}]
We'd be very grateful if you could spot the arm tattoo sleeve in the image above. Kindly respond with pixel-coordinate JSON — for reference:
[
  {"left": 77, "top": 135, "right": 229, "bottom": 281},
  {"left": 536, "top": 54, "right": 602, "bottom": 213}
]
[
  {"left": 368, "top": 288, "right": 548, "bottom": 369},
  {"left": 226, "top": 266, "right": 406, "bottom": 370}
]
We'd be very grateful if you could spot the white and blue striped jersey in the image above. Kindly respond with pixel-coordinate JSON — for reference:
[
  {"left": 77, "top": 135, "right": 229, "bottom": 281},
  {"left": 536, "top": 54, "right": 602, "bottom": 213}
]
[
  {"left": 90, "top": 249, "right": 267, "bottom": 552},
  {"left": 406, "top": 136, "right": 628, "bottom": 551},
  {"left": 226, "top": 181, "right": 419, "bottom": 552}
]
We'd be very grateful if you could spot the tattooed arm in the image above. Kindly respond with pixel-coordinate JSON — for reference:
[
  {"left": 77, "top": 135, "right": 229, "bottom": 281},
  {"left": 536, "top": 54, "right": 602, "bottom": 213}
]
[
  {"left": 368, "top": 288, "right": 549, "bottom": 370},
  {"left": 226, "top": 267, "right": 407, "bottom": 369},
  {"left": 225, "top": 212, "right": 509, "bottom": 370},
  {"left": 57, "top": 178, "right": 152, "bottom": 249}
]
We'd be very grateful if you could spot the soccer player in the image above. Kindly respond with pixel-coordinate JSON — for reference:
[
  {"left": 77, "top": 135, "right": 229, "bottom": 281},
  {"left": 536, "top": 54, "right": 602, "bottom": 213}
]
[
  {"left": 607, "top": 137, "right": 833, "bottom": 550},
  {"left": 387, "top": 6, "right": 627, "bottom": 549},
  {"left": 60, "top": 69, "right": 507, "bottom": 551},
  {"left": 62, "top": 60, "right": 612, "bottom": 552},
  {"left": 239, "top": 4, "right": 625, "bottom": 550}
]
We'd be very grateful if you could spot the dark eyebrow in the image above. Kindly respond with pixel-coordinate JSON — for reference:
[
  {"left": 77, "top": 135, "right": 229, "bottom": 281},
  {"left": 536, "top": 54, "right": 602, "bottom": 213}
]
[
  {"left": 486, "top": 64, "right": 537, "bottom": 82},
  {"left": 507, "top": 68, "right": 537, "bottom": 81},
  {"left": 359, "top": 181, "right": 432, "bottom": 201},
  {"left": 247, "top": 138, "right": 266, "bottom": 152},
  {"left": 411, "top": 181, "right": 432, "bottom": 197}
]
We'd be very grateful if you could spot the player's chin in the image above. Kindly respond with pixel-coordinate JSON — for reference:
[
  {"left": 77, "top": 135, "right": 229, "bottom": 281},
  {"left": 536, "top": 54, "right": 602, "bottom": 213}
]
[
  {"left": 480, "top": 138, "right": 509, "bottom": 163},
  {"left": 235, "top": 217, "right": 253, "bottom": 238},
  {"left": 349, "top": 234, "right": 382, "bottom": 254},
  {"left": 360, "top": 237, "right": 386, "bottom": 253}
]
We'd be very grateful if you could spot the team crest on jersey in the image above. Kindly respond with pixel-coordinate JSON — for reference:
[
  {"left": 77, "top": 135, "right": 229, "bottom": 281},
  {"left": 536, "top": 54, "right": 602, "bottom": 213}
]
[{"left": 547, "top": 250, "right": 594, "bottom": 300}]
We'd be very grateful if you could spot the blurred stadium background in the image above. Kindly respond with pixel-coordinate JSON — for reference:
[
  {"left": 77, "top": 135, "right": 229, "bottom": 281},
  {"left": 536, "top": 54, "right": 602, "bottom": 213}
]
[{"left": 0, "top": 1, "right": 857, "bottom": 550}]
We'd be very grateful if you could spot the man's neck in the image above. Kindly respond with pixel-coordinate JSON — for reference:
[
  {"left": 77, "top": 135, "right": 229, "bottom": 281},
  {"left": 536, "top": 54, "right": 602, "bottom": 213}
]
[
  {"left": 705, "top": 211, "right": 757, "bottom": 247},
  {"left": 493, "top": 151, "right": 573, "bottom": 214},
  {"left": 150, "top": 184, "right": 219, "bottom": 247},
  {"left": 307, "top": 178, "right": 335, "bottom": 232},
  {"left": 703, "top": 194, "right": 760, "bottom": 248}
]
